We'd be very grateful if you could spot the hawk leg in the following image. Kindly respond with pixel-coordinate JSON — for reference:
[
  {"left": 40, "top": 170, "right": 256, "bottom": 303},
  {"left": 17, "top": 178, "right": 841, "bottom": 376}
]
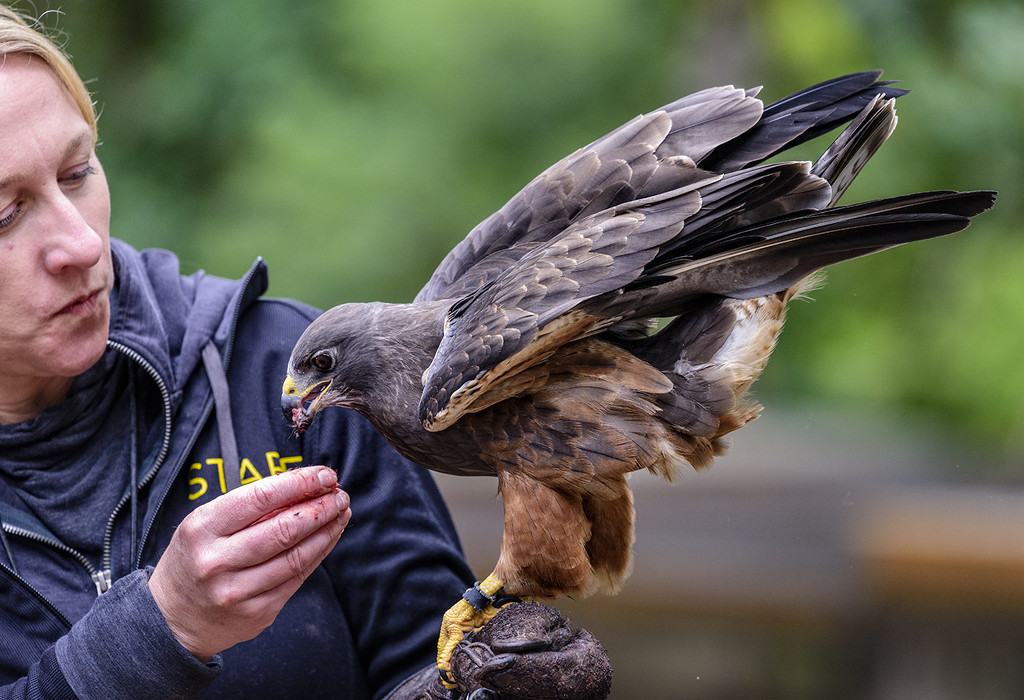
[{"left": 437, "top": 573, "right": 513, "bottom": 687}]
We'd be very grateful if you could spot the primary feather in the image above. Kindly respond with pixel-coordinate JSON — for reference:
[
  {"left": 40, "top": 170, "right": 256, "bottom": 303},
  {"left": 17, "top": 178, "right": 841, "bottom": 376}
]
[{"left": 283, "top": 72, "right": 995, "bottom": 598}]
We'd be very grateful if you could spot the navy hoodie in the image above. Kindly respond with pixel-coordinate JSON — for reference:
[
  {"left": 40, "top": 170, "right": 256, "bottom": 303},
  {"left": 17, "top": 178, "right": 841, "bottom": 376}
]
[{"left": 0, "top": 239, "right": 474, "bottom": 699}]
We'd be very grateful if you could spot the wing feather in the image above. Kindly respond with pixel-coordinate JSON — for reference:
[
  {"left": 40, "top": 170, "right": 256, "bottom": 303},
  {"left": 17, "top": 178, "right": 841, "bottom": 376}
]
[
  {"left": 419, "top": 188, "right": 706, "bottom": 429},
  {"left": 415, "top": 90, "right": 761, "bottom": 302}
]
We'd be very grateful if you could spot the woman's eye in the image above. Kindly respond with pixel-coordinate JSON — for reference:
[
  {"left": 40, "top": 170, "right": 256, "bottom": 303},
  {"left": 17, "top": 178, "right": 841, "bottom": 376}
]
[
  {"left": 0, "top": 203, "right": 21, "bottom": 230},
  {"left": 59, "top": 164, "right": 95, "bottom": 188}
]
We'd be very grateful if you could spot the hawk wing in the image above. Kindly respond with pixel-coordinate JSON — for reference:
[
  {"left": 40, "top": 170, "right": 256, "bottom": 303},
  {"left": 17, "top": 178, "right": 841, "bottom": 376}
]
[
  {"left": 413, "top": 86, "right": 762, "bottom": 303},
  {"left": 415, "top": 71, "right": 906, "bottom": 304},
  {"left": 415, "top": 73, "right": 926, "bottom": 430}
]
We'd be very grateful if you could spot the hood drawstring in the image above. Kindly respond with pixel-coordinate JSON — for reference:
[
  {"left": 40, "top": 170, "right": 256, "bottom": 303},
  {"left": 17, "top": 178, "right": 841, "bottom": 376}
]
[
  {"left": 127, "top": 369, "right": 139, "bottom": 568},
  {"left": 201, "top": 342, "right": 241, "bottom": 493}
]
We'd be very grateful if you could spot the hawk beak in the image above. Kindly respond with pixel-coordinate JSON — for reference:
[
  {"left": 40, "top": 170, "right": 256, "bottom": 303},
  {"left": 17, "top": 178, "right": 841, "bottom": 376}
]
[{"left": 281, "top": 376, "right": 333, "bottom": 432}]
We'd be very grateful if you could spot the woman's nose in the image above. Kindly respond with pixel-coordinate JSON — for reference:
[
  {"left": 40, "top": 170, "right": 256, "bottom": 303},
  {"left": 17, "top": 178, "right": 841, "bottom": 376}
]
[{"left": 41, "top": 195, "right": 103, "bottom": 274}]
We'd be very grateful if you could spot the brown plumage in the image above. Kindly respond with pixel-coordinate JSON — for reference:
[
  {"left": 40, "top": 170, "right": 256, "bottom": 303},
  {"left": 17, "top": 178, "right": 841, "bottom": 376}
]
[{"left": 282, "top": 72, "right": 994, "bottom": 603}]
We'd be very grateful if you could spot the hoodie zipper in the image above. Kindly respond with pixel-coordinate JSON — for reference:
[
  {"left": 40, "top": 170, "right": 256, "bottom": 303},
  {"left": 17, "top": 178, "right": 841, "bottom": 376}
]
[
  {"left": 1, "top": 523, "right": 105, "bottom": 597},
  {"left": 90, "top": 340, "right": 174, "bottom": 592},
  {"left": 0, "top": 561, "right": 73, "bottom": 629},
  {"left": 0, "top": 343, "right": 173, "bottom": 597}
]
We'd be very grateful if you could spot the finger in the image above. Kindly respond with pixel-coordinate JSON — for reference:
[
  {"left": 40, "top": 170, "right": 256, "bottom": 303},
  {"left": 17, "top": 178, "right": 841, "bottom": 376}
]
[
  {"left": 212, "top": 517, "right": 343, "bottom": 641},
  {"left": 223, "top": 488, "right": 351, "bottom": 568},
  {"left": 200, "top": 466, "right": 340, "bottom": 536},
  {"left": 222, "top": 501, "right": 349, "bottom": 603},
  {"left": 249, "top": 485, "right": 347, "bottom": 527}
]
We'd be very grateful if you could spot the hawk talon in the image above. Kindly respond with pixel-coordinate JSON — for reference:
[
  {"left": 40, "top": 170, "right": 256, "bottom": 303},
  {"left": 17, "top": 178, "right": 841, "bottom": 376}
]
[
  {"left": 491, "top": 592, "right": 522, "bottom": 609},
  {"left": 438, "top": 667, "right": 459, "bottom": 690},
  {"left": 454, "top": 640, "right": 501, "bottom": 669},
  {"left": 437, "top": 574, "right": 506, "bottom": 689}
]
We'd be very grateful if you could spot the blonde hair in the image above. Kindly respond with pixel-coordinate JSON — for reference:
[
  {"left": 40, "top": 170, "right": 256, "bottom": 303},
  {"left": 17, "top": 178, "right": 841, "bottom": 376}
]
[{"left": 0, "top": 6, "right": 97, "bottom": 142}]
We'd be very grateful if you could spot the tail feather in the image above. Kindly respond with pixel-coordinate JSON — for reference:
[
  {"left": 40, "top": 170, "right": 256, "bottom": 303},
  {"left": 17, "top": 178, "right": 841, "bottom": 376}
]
[
  {"left": 635, "top": 190, "right": 995, "bottom": 310},
  {"left": 662, "top": 162, "right": 831, "bottom": 258},
  {"left": 812, "top": 95, "right": 898, "bottom": 206},
  {"left": 699, "top": 71, "right": 908, "bottom": 171}
]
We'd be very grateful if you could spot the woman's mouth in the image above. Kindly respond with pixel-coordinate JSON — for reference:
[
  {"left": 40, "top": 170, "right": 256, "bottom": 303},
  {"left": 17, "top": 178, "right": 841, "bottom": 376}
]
[{"left": 58, "top": 291, "right": 100, "bottom": 317}]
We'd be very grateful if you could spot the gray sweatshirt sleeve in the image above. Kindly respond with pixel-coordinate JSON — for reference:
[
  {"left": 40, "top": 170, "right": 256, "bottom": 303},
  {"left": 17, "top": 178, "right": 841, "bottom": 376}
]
[{"left": 54, "top": 568, "right": 221, "bottom": 699}]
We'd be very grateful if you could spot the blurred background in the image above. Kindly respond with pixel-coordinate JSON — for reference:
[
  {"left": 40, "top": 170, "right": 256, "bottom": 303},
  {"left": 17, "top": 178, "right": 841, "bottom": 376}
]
[{"left": 19, "top": 0, "right": 1024, "bottom": 696}]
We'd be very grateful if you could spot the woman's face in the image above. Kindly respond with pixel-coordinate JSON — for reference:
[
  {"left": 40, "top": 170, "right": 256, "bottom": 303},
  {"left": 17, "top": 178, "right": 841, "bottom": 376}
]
[{"left": 0, "top": 54, "right": 112, "bottom": 406}]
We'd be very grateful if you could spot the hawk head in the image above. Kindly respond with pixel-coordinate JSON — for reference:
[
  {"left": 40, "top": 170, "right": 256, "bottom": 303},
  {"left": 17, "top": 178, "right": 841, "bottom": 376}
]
[{"left": 281, "top": 303, "right": 377, "bottom": 433}]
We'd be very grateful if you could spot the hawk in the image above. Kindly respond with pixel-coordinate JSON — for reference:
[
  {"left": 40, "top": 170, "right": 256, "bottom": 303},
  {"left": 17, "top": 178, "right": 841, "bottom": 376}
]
[{"left": 281, "top": 72, "right": 994, "bottom": 682}]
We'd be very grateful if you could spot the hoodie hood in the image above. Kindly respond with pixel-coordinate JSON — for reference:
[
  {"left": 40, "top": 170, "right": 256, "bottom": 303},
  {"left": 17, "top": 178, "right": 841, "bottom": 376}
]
[{"left": 108, "top": 239, "right": 268, "bottom": 406}]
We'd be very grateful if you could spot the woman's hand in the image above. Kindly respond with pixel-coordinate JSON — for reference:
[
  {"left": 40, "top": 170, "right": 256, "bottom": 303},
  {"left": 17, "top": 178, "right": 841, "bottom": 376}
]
[{"left": 149, "top": 465, "right": 351, "bottom": 661}]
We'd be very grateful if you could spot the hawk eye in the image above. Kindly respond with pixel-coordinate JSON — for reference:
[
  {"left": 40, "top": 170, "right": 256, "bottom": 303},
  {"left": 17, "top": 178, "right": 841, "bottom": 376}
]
[{"left": 311, "top": 351, "right": 334, "bottom": 372}]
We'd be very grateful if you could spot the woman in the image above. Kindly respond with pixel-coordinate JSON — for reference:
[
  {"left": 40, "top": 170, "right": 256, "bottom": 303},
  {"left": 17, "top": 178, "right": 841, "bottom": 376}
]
[{"left": 0, "top": 8, "right": 608, "bottom": 699}]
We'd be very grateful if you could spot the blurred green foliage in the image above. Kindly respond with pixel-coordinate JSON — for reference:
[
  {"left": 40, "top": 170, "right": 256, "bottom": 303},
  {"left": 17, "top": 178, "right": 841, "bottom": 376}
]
[{"left": 18, "top": 0, "right": 1024, "bottom": 461}]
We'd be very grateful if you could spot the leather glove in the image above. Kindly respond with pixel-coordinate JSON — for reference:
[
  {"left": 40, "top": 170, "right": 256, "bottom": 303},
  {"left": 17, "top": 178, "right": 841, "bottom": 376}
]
[{"left": 386, "top": 602, "right": 612, "bottom": 700}]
